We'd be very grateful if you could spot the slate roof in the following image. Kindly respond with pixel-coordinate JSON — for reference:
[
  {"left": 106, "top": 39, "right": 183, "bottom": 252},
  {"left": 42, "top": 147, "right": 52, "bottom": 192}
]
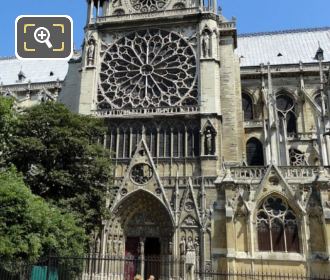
[
  {"left": 1, "top": 28, "right": 329, "bottom": 86},
  {"left": 0, "top": 57, "right": 69, "bottom": 86},
  {"left": 236, "top": 27, "right": 330, "bottom": 67}
]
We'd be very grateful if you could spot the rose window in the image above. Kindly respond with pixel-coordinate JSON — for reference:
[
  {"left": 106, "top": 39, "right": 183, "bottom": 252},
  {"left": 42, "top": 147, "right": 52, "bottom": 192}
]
[
  {"left": 98, "top": 29, "right": 198, "bottom": 110},
  {"left": 131, "top": 163, "right": 153, "bottom": 184},
  {"left": 130, "top": 0, "right": 168, "bottom": 12}
]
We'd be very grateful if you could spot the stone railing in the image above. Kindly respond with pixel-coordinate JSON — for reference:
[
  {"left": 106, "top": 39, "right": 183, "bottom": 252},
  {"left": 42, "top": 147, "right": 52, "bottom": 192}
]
[
  {"left": 219, "top": 21, "right": 236, "bottom": 30},
  {"left": 161, "top": 176, "right": 217, "bottom": 187},
  {"left": 92, "top": 7, "right": 203, "bottom": 24},
  {"left": 287, "top": 132, "right": 317, "bottom": 141},
  {"left": 229, "top": 167, "right": 268, "bottom": 180},
  {"left": 278, "top": 166, "right": 322, "bottom": 179},
  {"left": 240, "top": 62, "right": 330, "bottom": 76},
  {"left": 92, "top": 105, "right": 200, "bottom": 118},
  {"left": 113, "top": 176, "right": 216, "bottom": 187},
  {"left": 244, "top": 120, "right": 263, "bottom": 128},
  {"left": 229, "top": 166, "right": 329, "bottom": 180}
]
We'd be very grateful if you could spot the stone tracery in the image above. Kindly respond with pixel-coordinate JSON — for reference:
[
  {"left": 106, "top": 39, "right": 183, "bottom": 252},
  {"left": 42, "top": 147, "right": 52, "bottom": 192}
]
[
  {"left": 98, "top": 29, "right": 198, "bottom": 110},
  {"left": 130, "top": 0, "right": 168, "bottom": 12}
]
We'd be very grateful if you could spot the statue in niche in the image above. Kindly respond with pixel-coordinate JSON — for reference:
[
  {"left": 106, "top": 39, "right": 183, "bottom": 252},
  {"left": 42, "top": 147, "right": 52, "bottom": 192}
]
[
  {"left": 89, "top": 236, "right": 96, "bottom": 253},
  {"left": 87, "top": 37, "right": 96, "bottom": 66},
  {"left": 106, "top": 236, "right": 112, "bottom": 254},
  {"left": 202, "top": 32, "right": 210, "bottom": 58},
  {"left": 204, "top": 127, "right": 215, "bottom": 155},
  {"left": 186, "top": 236, "right": 195, "bottom": 251},
  {"left": 118, "top": 238, "right": 122, "bottom": 255},
  {"left": 186, "top": 236, "right": 196, "bottom": 265},
  {"left": 179, "top": 237, "right": 186, "bottom": 255},
  {"left": 95, "top": 237, "right": 100, "bottom": 253},
  {"left": 168, "top": 241, "right": 173, "bottom": 254},
  {"left": 112, "top": 236, "right": 118, "bottom": 255}
]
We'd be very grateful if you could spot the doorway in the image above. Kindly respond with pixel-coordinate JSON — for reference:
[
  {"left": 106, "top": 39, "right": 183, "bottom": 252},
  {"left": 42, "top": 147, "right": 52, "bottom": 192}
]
[
  {"left": 145, "top": 237, "right": 161, "bottom": 279},
  {"left": 124, "top": 237, "right": 139, "bottom": 280}
]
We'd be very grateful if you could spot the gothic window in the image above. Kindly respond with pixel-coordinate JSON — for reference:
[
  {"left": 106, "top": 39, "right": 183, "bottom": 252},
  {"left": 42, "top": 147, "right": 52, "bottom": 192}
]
[
  {"left": 257, "top": 196, "right": 300, "bottom": 253},
  {"left": 98, "top": 29, "right": 198, "bottom": 110},
  {"left": 173, "top": 124, "right": 185, "bottom": 158},
  {"left": 159, "top": 128, "right": 165, "bottom": 158},
  {"left": 146, "top": 126, "right": 157, "bottom": 157},
  {"left": 173, "top": 128, "right": 179, "bottom": 157},
  {"left": 118, "top": 129, "right": 125, "bottom": 158},
  {"left": 158, "top": 126, "right": 171, "bottom": 158},
  {"left": 130, "top": 0, "right": 168, "bottom": 12},
  {"left": 289, "top": 149, "right": 305, "bottom": 166},
  {"left": 276, "top": 94, "right": 297, "bottom": 134},
  {"left": 187, "top": 128, "right": 200, "bottom": 157},
  {"left": 106, "top": 128, "right": 117, "bottom": 158},
  {"left": 242, "top": 93, "right": 253, "bottom": 121},
  {"left": 246, "top": 138, "right": 264, "bottom": 166},
  {"left": 131, "top": 126, "right": 142, "bottom": 156},
  {"left": 165, "top": 129, "right": 171, "bottom": 157}
]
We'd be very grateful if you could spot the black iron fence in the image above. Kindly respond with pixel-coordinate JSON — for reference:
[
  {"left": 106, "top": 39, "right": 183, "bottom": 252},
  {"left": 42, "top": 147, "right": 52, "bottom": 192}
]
[
  {"left": 196, "top": 271, "right": 330, "bottom": 280},
  {"left": 1, "top": 255, "right": 329, "bottom": 280}
]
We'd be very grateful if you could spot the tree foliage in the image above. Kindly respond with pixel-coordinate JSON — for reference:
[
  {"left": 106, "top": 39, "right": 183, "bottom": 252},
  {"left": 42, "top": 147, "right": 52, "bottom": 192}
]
[
  {"left": 5, "top": 102, "right": 112, "bottom": 235},
  {"left": 0, "top": 101, "right": 112, "bottom": 238},
  {"left": 0, "top": 97, "right": 16, "bottom": 165},
  {"left": 0, "top": 167, "right": 86, "bottom": 265}
]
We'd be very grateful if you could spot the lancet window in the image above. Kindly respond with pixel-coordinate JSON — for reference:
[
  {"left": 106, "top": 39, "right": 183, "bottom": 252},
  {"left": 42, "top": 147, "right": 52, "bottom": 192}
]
[
  {"left": 104, "top": 121, "right": 200, "bottom": 159},
  {"left": 276, "top": 94, "right": 297, "bottom": 134},
  {"left": 257, "top": 196, "right": 300, "bottom": 253},
  {"left": 246, "top": 138, "right": 264, "bottom": 166},
  {"left": 242, "top": 92, "right": 253, "bottom": 121}
]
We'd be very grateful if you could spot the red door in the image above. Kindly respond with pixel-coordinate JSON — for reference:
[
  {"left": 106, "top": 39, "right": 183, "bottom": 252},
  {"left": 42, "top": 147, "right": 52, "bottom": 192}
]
[{"left": 124, "top": 237, "right": 140, "bottom": 280}]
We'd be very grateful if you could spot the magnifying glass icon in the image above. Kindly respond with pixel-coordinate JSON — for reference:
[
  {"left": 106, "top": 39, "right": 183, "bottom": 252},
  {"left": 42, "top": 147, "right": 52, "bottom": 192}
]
[{"left": 34, "top": 27, "right": 53, "bottom": 49}]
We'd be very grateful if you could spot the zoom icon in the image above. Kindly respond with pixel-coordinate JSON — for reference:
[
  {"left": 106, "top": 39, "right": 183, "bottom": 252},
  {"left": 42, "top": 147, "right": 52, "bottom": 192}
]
[{"left": 16, "top": 15, "right": 73, "bottom": 60}]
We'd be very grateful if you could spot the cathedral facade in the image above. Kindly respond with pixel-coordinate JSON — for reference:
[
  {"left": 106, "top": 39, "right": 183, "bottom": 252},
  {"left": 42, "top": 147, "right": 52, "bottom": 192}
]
[
  {"left": 71, "top": 0, "right": 330, "bottom": 276},
  {"left": 1, "top": 0, "right": 330, "bottom": 278}
]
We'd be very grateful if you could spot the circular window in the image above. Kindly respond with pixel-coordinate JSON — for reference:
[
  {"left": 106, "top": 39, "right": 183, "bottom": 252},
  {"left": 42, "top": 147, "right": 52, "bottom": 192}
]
[
  {"left": 98, "top": 29, "right": 197, "bottom": 110},
  {"left": 131, "top": 163, "right": 153, "bottom": 184}
]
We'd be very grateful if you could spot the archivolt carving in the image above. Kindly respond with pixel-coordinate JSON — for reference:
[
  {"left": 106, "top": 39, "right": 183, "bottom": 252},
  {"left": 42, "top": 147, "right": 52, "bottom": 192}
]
[{"left": 98, "top": 29, "right": 198, "bottom": 110}]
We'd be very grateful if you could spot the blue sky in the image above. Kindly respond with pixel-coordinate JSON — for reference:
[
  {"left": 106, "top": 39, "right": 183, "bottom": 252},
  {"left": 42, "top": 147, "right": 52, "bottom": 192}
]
[{"left": 1, "top": 0, "right": 329, "bottom": 56}]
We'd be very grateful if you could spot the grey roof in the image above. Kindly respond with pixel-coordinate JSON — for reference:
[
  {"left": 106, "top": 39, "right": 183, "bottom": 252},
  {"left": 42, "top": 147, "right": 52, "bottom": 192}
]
[
  {"left": 236, "top": 27, "right": 330, "bottom": 67},
  {"left": 0, "top": 57, "right": 69, "bottom": 86}
]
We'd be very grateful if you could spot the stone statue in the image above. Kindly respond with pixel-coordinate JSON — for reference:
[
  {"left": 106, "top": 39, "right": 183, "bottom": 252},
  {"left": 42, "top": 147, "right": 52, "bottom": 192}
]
[
  {"left": 204, "top": 127, "right": 214, "bottom": 155},
  {"left": 95, "top": 237, "right": 100, "bottom": 253},
  {"left": 112, "top": 236, "right": 118, "bottom": 255},
  {"left": 168, "top": 241, "right": 173, "bottom": 254},
  {"left": 202, "top": 33, "right": 210, "bottom": 58},
  {"left": 107, "top": 236, "right": 112, "bottom": 254},
  {"left": 186, "top": 236, "right": 196, "bottom": 266},
  {"left": 179, "top": 237, "right": 186, "bottom": 255},
  {"left": 118, "top": 238, "right": 122, "bottom": 255},
  {"left": 187, "top": 236, "right": 195, "bottom": 251},
  {"left": 87, "top": 37, "right": 96, "bottom": 66}
]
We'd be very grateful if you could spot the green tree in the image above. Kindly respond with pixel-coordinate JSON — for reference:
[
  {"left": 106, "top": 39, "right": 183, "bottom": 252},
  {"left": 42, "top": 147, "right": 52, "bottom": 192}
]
[
  {"left": 6, "top": 102, "right": 112, "bottom": 235},
  {"left": 0, "top": 167, "right": 86, "bottom": 266},
  {"left": 0, "top": 97, "right": 16, "bottom": 165}
]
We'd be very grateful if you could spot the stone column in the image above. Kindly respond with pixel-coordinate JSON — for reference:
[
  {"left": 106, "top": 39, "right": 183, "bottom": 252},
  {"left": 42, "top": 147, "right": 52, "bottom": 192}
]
[{"left": 140, "top": 237, "right": 145, "bottom": 277}]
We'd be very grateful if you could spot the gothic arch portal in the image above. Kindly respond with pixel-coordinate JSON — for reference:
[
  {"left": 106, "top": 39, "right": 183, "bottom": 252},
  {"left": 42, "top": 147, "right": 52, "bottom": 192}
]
[{"left": 106, "top": 190, "right": 174, "bottom": 257}]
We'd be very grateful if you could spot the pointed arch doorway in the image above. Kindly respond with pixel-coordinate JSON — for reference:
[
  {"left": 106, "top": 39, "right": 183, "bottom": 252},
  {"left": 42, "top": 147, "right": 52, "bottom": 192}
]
[{"left": 109, "top": 190, "right": 174, "bottom": 279}]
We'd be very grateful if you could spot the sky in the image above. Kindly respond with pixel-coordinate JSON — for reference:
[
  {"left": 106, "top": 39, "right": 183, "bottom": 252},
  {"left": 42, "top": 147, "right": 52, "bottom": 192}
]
[{"left": 0, "top": 0, "right": 329, "bottom": 57}]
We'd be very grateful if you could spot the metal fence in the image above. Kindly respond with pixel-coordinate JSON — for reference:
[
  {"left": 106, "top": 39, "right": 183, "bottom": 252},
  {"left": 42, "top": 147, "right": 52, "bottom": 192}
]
[
  {"left": 1, "top": 256, "right": 329, "bottom": 280},
  {"left": 196, "top": 271, "right": 330, "bottom": 280}
]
